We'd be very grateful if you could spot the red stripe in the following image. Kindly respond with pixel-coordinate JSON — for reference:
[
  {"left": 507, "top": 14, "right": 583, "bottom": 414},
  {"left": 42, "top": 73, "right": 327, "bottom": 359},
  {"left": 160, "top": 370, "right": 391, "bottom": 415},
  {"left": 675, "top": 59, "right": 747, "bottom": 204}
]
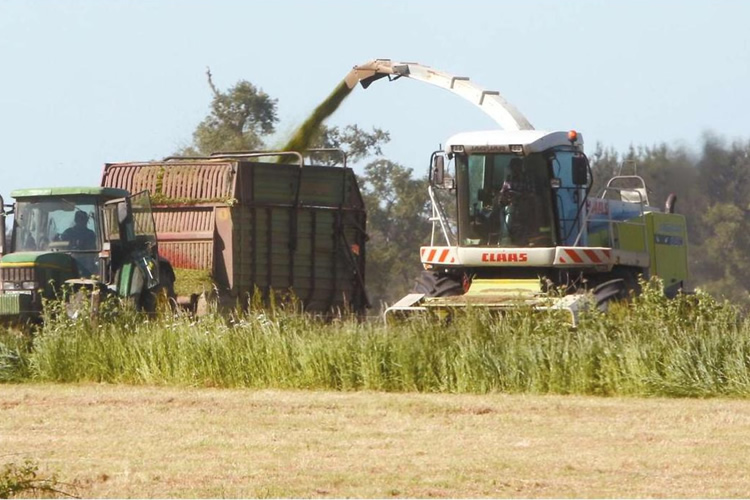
[
  {"left": 603, "top": 249, "right": 611, "bottom": 259},
  {"left": 439, "top": 249, "right": 450, "bottom": 262},
  {"left": 564, "top": 249, "right": 584, "bottom": 263},
  {"left": 421, "top": 248, "right": 426, "bottom": 257},
  {"left": 583, "top": 249, "right": 601, "bottom": 263},
  {"left": 427, "top": 249, "right": 437, "bottom": 261}
]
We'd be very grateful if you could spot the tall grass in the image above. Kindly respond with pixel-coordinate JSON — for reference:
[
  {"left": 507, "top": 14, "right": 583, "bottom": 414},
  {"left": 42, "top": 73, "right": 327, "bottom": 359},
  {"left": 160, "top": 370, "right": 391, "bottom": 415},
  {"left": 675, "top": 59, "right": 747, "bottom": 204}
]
[{"left": 4, "top": 280, "right": 750, "bottom": 397}]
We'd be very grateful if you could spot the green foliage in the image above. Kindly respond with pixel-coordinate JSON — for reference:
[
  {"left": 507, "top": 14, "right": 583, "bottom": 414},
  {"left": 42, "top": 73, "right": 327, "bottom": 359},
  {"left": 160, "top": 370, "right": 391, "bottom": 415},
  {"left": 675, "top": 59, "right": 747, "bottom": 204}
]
[
  {"left": 179, "top": 69, "right": 278, "bottom": 156},
  {"left": 0, "top": 330, "right": 32, "bottom": 382},
  {"left": 13, "top": 285, "right": 750, "bottom": 398},
  {"left": 308, "top": 124, "right": 390, "bottom": 165},
  {"left": 0, "top": 459, "right": 67, "bottom": 499},
  {"left": 358, "top": 159, "right": 430, "bottom": 306}
]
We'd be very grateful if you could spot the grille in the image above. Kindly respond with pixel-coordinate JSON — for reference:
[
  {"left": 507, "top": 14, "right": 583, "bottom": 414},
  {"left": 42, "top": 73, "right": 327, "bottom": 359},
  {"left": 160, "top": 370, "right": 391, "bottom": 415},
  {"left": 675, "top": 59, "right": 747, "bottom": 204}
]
[{"left": 1, "top": 266, "right": 36, "bottom": 283}]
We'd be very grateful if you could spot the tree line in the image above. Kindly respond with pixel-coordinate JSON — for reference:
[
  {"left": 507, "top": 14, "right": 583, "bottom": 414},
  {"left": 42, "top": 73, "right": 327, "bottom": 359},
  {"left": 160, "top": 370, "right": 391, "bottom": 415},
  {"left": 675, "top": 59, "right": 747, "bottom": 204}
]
[{"left": 177, "top": 73, "right": 750, "bottom": 309}]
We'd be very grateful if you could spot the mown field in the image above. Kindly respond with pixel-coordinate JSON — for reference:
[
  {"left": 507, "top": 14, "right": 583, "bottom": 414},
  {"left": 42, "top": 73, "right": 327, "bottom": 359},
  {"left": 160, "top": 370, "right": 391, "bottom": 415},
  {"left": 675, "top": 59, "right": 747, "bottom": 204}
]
[
  {"left": 3, "top": 385, "right": 750, "bottom": 498},
  {"left": 3, "top": 281, "right": 750, "bottom": 497}
]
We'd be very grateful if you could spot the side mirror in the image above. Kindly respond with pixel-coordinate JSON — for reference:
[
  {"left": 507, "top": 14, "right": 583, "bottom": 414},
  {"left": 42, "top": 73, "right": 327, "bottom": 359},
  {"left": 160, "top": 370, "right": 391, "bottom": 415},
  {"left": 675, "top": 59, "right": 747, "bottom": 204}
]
[
  {"left": 572, "top": 155, "right": 588, "bottom": 186},
  {"left": 117, "top": 200, "right": 131, "bottom": 225},
  {"left": 432, "top": 155, "right": 445, "bottom": 186}
]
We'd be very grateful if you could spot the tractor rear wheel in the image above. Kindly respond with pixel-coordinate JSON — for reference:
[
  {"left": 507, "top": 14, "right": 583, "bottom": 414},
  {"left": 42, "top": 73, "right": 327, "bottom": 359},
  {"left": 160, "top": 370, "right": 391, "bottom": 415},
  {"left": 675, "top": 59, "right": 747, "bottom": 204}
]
[
  {"left": 413, "top": 271, "right": 464, "bottom": 298},
  {"left": 141, "top": 265, "right": 177, "bottom": 314}
]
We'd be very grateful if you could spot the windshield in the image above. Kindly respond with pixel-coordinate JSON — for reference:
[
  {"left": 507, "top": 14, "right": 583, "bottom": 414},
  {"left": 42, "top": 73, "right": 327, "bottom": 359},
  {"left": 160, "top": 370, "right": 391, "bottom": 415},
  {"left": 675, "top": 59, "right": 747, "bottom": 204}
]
[
  {"left": 13, "top": 196, "right": 101, "bottom": 276},
  {"left": 457, "top": 153, "right": 556, "bottom": 247}
]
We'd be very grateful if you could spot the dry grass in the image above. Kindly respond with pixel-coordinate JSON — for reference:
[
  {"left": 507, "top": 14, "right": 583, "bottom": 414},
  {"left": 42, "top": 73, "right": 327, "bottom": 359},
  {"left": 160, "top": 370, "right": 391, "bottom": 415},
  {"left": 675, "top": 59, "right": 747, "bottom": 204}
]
[{"left": 1, "top": 384, "right": 750, "bottom": 498}]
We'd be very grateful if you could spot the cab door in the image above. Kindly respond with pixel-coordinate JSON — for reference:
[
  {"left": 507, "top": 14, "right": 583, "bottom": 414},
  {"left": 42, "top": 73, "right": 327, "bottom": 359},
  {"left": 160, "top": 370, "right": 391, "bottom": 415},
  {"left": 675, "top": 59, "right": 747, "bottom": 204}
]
[{"left": 103, "top": 191, "right": 160, "bottom": 297}]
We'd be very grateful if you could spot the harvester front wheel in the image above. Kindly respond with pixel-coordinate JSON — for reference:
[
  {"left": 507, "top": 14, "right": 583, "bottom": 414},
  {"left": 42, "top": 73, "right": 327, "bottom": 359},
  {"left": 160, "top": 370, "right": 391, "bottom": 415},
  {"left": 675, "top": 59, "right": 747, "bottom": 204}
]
[
  {"left": 413, "top": 271, "right": 464, "bottom": 298},
  {"left": 593, "top": 279, "right": 629, "bottom": 312}
]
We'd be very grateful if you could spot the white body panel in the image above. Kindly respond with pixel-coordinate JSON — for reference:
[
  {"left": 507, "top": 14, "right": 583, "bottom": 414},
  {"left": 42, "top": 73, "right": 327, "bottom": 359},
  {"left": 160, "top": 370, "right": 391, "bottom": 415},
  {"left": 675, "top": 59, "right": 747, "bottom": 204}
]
[
  {"left": 457, "top": 247, "right": 557, "bottom": 267},
  {"left": 445, "top": 130, "right": 583, "bottom": 154},
  {"left": 420, "top": 246, "right": 650, "bottom": 270},
  {"left": 346, "top": 59, "right": 534, "bottom": 131}
]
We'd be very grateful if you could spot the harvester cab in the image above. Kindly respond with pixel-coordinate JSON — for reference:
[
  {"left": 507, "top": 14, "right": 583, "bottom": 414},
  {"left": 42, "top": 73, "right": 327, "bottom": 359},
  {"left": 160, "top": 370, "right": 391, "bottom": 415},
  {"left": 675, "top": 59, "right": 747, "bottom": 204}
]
[
  {"left": 0, "top": 187, "right": 171, "bottom": 320},
  {"left": 344, "top": 59, "right": 689, "bottom": 322}
]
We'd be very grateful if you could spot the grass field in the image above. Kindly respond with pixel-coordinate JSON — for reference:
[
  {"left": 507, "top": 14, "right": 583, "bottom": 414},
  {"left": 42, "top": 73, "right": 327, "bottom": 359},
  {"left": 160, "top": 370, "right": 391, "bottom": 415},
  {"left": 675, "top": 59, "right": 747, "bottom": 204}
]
[
  {"left": 2, "top": 384, "right": 750, "bottom": 498},
  {"left": 2, "top": 282, "right": 749, "bottom": 398}
]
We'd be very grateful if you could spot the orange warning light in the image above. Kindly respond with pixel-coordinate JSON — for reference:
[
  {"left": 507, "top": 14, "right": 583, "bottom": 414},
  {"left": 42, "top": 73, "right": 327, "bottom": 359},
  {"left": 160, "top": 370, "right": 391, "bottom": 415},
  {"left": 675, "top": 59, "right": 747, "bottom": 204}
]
[{"left": 568, "top": 130, "right": 578, "bottom": 142}]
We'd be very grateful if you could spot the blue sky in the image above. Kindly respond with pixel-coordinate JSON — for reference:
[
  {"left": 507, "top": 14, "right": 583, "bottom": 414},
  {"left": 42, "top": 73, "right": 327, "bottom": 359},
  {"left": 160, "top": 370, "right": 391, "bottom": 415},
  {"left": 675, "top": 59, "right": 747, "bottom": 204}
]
[{"left": 1, "top": 0, "right": 748, "bottom": 201}]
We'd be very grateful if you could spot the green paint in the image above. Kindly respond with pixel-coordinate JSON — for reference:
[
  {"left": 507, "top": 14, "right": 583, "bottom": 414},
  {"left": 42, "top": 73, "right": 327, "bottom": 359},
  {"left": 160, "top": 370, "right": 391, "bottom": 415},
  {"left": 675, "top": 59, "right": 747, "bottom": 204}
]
[
  {"left": 0, "top": 293, "right": 33, "bottom": 316},
  {"left": 280, "top": 80, "right": 353, "bottom": 158},
  {"left": 11, "top": 187, "right": 128, "bottom": 199},
  {"left": 1, "top": 251, "right": 77, "bottom": 271},
  {"left": 118, "top": 262, "right": 134, "bottom": 298}
]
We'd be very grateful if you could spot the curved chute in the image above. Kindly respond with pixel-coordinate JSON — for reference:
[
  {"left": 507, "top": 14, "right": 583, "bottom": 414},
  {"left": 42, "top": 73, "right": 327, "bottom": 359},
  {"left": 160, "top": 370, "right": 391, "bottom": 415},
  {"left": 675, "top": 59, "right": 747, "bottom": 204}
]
[{"left": 344, "top": 59, "right": 534, "bottom": 131}]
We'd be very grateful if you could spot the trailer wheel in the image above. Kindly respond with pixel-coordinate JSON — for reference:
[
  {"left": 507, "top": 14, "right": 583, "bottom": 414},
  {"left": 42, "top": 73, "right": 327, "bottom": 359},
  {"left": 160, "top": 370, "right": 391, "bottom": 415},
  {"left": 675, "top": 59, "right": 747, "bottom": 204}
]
[
  {"left": 413, "top": 271, "right": 464, "bottom": 298},
  {"left": 593, "top": 279, "right": 629, "bottom": 312}
]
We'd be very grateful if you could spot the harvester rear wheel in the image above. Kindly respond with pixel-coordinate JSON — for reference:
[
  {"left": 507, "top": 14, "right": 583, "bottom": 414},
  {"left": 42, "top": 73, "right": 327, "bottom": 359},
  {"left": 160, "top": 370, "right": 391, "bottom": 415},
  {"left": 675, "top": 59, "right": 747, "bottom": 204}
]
[{"left": 413, "top": 271, "right": 464, "bottom": 298}]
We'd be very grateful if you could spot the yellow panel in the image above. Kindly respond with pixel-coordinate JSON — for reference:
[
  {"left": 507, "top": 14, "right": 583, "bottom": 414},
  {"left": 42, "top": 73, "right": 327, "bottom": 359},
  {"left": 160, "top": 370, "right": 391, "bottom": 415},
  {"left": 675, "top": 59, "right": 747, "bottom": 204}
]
[{"left": 465, "top": 278, "right": 542, "bottom": 296}]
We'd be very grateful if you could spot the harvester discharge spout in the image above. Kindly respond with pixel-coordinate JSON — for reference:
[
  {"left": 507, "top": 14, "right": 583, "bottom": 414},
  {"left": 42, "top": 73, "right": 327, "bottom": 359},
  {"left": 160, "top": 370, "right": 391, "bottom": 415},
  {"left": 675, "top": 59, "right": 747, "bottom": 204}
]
[{"left": 345, "top": 59, "right": 535, "bottom": 131}]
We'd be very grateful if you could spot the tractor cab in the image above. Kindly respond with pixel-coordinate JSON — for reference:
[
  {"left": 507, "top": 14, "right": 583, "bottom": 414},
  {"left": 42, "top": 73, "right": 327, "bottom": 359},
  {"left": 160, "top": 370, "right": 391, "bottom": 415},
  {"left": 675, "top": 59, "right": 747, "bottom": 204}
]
[
  {"left": 0, "top": 187, "right": 163, "bottom": 320},
  {"left": 9, "top": 188, "right": 118, "bottom": 278}
]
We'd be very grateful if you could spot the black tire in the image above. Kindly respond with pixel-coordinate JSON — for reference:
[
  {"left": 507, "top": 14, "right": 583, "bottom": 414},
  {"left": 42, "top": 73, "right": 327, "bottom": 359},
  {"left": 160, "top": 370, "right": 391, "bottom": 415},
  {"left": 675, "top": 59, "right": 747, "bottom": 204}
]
[
  {"left": 593, "top": 278, "right": 629, "bottom": 312},
  {"left": 141, "top": 265, "right": 177, "bottom": 313},
  {"left": 413, "top": 271, "right": 464, "bottom": 298}
]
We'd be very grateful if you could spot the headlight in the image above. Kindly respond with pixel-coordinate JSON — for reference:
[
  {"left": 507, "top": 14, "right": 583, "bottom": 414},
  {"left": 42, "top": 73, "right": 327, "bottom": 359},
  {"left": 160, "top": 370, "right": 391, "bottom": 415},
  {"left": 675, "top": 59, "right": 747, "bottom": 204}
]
[
  {"left": 2, "top": 282, "right": 19, "bottom": 291},
  {"left": 21, "top": 281, "right": 38, "bottom": 290}
]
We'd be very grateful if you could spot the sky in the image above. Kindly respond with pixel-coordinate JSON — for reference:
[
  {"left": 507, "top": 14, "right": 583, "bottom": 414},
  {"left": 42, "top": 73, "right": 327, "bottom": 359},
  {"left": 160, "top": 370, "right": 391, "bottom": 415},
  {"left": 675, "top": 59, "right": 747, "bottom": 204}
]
[{"left": 0, "top": 0, "right": 749, "bottom": 202}]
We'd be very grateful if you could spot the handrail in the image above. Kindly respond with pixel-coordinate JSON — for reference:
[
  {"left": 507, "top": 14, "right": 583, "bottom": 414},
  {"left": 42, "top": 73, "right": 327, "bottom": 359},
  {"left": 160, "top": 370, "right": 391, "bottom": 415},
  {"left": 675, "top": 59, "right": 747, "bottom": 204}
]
[
  {"left": 208, "top": 151, "right": 305, "bottom": 169},
  {"left": 428, "top": 185, "right": 455, "bottom": 246},
  {"left": 605, "top": 175, "right": 650, "bottom": 207},
  {"left": 573, "top": 187, "right": 649, "bottom": 256}
]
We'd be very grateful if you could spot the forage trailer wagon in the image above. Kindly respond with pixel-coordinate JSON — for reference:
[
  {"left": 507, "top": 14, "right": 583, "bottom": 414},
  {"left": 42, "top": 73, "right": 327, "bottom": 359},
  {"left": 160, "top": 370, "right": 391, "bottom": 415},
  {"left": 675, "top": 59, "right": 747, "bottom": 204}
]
[{"left": 100, "top": 152, "right": 368, "bottom": 314}]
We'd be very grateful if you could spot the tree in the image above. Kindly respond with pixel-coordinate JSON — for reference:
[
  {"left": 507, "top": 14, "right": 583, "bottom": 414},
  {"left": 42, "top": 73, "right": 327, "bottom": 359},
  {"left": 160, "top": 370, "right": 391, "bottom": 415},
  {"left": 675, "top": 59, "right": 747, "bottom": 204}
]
[
  {"left": 359, "top": 159, "right": 430, "bottom": 307},
  {"left": 307, "top": 124, "right": 390, "bottom": 166},
  {"left": 179, "top": 69, "right": 279, "bottom": 156},
  {"left": 698, "top": 203, "right": 750, "bottom": 304},
  {"left": 692, "top": 136, "right": 750, "bottom": 303}
]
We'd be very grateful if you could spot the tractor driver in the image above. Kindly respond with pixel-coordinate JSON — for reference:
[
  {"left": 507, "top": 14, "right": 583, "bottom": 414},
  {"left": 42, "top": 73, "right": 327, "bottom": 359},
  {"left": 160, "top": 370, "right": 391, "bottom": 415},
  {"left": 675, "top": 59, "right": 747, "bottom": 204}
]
[{"left": 62, "top": 211, "right": 97, "bottom": 250}]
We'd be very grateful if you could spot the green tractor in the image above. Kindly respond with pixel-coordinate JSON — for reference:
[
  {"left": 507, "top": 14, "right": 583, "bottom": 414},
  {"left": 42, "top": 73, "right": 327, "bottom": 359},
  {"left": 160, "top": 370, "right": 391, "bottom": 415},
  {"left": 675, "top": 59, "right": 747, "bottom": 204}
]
[{"left": 0, "top": 187, "right": 175, "bottom": 322}]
